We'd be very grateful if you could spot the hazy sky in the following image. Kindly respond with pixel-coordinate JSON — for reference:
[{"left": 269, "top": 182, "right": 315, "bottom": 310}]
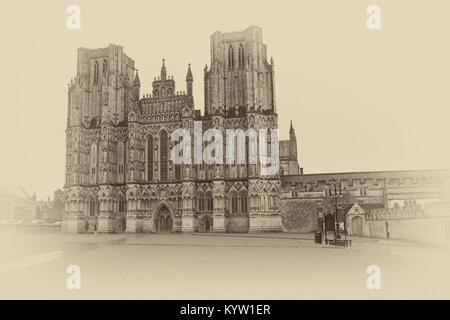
[{"left": 0, "top": 0, "right": 449, "bottom": 199}]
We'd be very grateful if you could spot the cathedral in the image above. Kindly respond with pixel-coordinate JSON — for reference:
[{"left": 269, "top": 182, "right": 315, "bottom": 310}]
[
  {"left": 63, "top": 26, "right": 300, "bottom": 234},
  {"left": 63, "top": 26, "right": 449, "bottom": 238}
]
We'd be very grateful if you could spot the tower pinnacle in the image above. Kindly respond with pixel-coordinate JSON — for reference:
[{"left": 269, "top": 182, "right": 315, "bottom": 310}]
[
  {"left": 161, "top": 58, "right": 167, "bottom": 81},
  {"left": 186, "top": 63, "right": 193, "bottom": 81},
  {"left": 186, "top": 63, "right": 193, "bottom": 98},
  {"left": 133, "top": 69, "right": 140, "bottom": 86}
]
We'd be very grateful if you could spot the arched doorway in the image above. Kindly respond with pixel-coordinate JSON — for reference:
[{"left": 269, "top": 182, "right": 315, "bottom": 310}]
[
  {"left": 198, "top": 215, "right": 213, "bottom": 233},
  {"left": 351, "top": 216, "right": 363, "bottom": 236},
  {"left": 154, "top": 204, "right": 172, "bottom": 233}
]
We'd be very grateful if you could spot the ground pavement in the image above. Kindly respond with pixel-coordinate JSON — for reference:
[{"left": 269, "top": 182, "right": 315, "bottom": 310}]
[{"left": 0, "top": 232, "right": 449, "bottom": 299}]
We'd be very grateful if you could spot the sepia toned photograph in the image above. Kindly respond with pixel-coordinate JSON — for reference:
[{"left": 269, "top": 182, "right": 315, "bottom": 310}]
[{"left": 0, "top": 0, "right": 449, "bottom": 307}]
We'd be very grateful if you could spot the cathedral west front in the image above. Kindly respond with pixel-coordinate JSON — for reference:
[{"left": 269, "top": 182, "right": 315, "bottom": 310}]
[{"left": 63, "top": 26, "right": 300, "bottom": 233}]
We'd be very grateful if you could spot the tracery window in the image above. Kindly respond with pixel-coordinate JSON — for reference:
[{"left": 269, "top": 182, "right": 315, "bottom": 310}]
[
  {"left": 238, "top": 44, "right": 244, "bottom": 68},
  {"left": 228, "top": 45, "right": 235, "bottom": 69},
  {"left": 102, "top": 59, "right": 108, "bottom": 75},
  {"left": 93, "top": 61, "right": 99, "bottom": 84}
]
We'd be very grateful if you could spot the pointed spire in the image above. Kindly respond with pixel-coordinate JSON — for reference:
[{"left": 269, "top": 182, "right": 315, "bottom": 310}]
[
  {"left": 186, "top": 63, "right": 193, "bottom": 81},
  {"left": 133, "top": 69, "right": 140, "bottom": 86},
  {"left": 161, "top": 58, "right": 167, "bottom": 81},
  {"left": 290, "top": 120, "right": 295, "bottom": 134}
]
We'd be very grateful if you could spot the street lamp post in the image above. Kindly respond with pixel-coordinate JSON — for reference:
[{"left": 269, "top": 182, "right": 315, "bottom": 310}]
[{"left": 329, "top": 183, "right": 343, "bottom": 240}]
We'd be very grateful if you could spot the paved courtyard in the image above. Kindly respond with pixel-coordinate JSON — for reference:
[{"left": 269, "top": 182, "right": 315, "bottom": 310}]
[{"left": 0, "top": 232, "right": 450, "bottom": 299}]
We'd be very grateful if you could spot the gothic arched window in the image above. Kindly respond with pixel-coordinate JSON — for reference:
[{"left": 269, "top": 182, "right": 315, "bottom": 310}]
[
  {"left": 229, "top": 191, "right": 238, "bottom": 214},
  {"left": 159, "top": 131, "right": 168, "bottom": 181},
  {"left": 205, "top": 192, "right": 213, "bottom": 212},
  {"left": 238, "top": 44, "right": 244, "bottom": 68},
  {"left": 117, "top": 197, "right": 127, "bottom": 214},
  {"left": 228, "top": 45, "right": 235, "bottom": 69},
  {"left": 147, "top": 135, "right": 153, "bottom": 181},
  {"left": 102, "top": 60, "right": 108, "bottom": 75},
  {"left": 88, "top": 197, "right": 99, "bottom": 217},
  {"left": 198, "top": 192, "right": 204, "bottom": 212},
  {"left": 117, "top": 141, "right": 125, "bottom": 183},
  {"left": 89, "top": 143, "right": 98, "bottom": 184},
  {"left": 93, "top": 61, "right": 99, "bottom": 84}
]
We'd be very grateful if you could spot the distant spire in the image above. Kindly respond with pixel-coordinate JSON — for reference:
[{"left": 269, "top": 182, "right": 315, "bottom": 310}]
[
  {"left": 186, "top": 63, "right": 193, "bottom": 81},
  {"left": 290, "top": 120, "right": 295, "bottom": 134},
  {"left": 133, "top": 69, "right": 140, "bottom": 86},
  {"left": 161, "top": 58, "right": 167, "bottom": 81}
]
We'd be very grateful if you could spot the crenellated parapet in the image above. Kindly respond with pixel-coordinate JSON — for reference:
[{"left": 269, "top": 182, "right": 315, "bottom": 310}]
[{"left": 368, "top": 206, "right": 428, "bottom": 220}]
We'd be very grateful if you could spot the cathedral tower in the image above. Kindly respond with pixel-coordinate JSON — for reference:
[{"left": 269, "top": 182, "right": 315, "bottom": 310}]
[
  {"left": 67, "top": 44, "right": 136, "bottom": 128},
  {"left": 203, "top": 26, "right": 276, "bottom": 116}
]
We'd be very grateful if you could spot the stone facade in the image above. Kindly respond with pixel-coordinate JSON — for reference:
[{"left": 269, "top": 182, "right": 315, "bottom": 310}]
[{"left": 63, "top": 26, "right": 293, "bottom": 233}]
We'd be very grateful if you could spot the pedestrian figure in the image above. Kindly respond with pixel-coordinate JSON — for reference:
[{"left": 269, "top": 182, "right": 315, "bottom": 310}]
[
  {"left": 94, "top": 224, "right": 98, "bottom": 236},
  {"left": 85, "top": 220, "right": 89, "bottom": 233}
]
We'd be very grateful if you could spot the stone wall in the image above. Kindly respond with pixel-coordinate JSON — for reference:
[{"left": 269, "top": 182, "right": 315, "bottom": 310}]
[
  {"left": 365, "top": 217, "right": 450, "bottom": 246},
  {"left": 352, "top": 202, "right": 450, "bottom": 246},
  {"left": 280, "top": 198, "right": 318, "bottom": 232}
]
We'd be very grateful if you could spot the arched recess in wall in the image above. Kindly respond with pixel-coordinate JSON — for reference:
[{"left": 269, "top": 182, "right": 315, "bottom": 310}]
[
  {"left": 238, "top": 44, "right": 244, "bottom": 68},
  {"left": 229, "top": 190, "right": 239, "bottom": 214},
  {"left": 89, "top": 143, "right": 98, "bottom": 184},
  {"left": 239, "top": 190, "right": 248, "bottom": 214},
  {"left": 228, "top": 45, "right": 235, "bottom": 69},
  {"left": 146, "top": 134, "right": 153, "bottom": 181},
  {"left": 93, "top": 61, "right": 99, "bottom": 84},
  {"left": 159, "top": 130, "right": 168, "bottom": 181}
]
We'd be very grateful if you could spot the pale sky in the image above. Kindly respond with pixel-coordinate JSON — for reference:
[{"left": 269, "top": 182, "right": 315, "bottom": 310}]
[{"left": 0, "top": 0, "right": 449, "bottom": 199}]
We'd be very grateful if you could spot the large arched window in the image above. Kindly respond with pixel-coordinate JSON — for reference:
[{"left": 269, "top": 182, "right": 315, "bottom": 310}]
[
  {"left": 228, "top": 45, "right": 235, "bottom": 69},
  {"left": 238, "top": 44, "right": 244, "bottom": 68},
  {"left": 147, "top": 135, "right": 153, "bottom": 181},
  {"left": 93, "top": 61, "right": 99, "bottom": 84},
  {"left": 159, "top": 131, "right": 168, "bottom": 181}
]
